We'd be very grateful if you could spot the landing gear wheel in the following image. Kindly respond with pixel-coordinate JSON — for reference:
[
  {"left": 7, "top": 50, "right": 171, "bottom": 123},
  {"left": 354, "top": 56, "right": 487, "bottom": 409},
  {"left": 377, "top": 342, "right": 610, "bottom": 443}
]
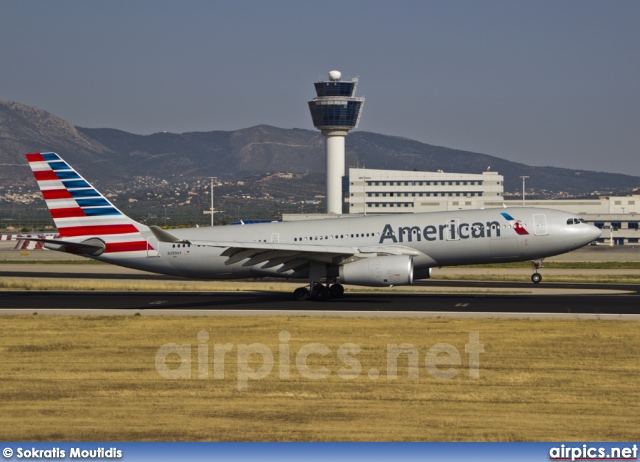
[
  {"left": 329, "top": 284, "right": 345, "bottom": 298},
  {"left": 311, "top": 284, "right": 329, "bottom": 301},
  {"left": 293, "top": 287, "right": 310, "bottom": 301},
  {"left": 531, "top": 273, "right": 542, "bottom": 284}
]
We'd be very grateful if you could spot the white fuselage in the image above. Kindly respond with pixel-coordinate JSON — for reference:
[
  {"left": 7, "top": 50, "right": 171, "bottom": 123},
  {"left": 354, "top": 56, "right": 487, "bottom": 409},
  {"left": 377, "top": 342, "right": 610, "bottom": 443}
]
[{"left": 97, "top": 207, "right": 601, "bottom": 280}]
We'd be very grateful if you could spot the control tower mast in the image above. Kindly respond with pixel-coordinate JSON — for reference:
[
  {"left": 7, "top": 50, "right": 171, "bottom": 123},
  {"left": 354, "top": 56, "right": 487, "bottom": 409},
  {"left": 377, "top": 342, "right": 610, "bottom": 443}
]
[{"left": 308, "top": 70, "right": 365, "bottom": 214}]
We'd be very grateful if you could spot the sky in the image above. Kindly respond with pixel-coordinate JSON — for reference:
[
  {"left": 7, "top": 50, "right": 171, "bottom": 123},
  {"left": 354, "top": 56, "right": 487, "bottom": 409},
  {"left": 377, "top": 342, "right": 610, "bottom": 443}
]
[{"left": 1, "top": 1, "right": 639, "bottom": 176}]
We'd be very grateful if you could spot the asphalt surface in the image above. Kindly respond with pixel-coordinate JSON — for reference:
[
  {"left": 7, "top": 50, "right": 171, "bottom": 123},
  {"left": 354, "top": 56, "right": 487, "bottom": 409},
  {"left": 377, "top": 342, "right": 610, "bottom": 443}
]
[
  {"left": 1, "top": 289, "right": 638, "bottom": 316},
  {"left": 1, "top": 244, "right": 638, "bottom": 317}
]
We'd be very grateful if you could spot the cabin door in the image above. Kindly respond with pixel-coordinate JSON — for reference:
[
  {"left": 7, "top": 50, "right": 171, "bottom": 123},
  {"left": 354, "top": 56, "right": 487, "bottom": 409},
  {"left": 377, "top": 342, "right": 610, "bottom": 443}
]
[{"left": 533, "top": 214, "right": 548, "bottom": 236}]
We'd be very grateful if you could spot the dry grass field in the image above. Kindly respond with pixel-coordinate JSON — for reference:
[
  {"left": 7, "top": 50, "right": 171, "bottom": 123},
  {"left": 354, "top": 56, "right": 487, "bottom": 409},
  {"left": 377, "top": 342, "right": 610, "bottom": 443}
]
[{"left": 0, "top": 315, "right": 638, "bottom": 441}]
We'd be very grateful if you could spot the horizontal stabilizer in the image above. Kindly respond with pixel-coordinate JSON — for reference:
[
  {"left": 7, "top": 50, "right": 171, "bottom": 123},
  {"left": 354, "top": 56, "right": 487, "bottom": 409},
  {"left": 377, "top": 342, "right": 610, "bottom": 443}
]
[{"left": 22, "top": 237, "right": 106, "bottom": 256}]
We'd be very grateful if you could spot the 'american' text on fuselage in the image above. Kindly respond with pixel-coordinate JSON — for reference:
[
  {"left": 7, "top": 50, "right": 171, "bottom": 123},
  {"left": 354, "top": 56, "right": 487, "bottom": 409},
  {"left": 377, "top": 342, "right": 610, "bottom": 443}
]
[{"left": 380, "top": 221, "right": 503, "bottom": 243}]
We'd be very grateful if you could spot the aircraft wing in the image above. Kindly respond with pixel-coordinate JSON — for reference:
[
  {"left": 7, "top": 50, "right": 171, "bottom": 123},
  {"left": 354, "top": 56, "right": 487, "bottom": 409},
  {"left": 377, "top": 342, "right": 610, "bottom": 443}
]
[
  {"left": 191, "top": 240, "right": 423, "bottom": 270},
  {"left": 150, "top": 226, "right": 424, "bottom": 271}
]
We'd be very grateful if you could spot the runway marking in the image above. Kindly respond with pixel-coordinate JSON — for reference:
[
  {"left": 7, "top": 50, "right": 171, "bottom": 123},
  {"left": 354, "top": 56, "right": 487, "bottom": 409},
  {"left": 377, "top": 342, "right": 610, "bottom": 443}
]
[
  {"left": 455, "top": 303, "right": 470, "bottom": 307},
  {"left": 149, "top": 300, "right": 168, "bottom": 305}
]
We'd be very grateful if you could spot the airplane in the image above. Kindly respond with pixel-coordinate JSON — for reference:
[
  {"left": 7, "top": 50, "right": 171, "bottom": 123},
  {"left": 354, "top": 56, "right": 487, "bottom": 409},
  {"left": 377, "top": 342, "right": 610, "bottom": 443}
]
[{"left": 24, "top": 152, "right": 601, "bottom": 300}]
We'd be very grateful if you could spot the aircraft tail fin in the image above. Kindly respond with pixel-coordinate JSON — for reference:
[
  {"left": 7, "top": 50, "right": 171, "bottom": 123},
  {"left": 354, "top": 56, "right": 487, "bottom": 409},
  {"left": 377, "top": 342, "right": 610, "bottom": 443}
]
[{"left": 25, "top": 152, "right": 151, "bottom": 255}]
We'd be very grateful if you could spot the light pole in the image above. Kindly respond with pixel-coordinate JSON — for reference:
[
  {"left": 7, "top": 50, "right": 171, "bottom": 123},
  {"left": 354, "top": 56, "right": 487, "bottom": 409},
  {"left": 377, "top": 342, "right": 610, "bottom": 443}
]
[
  {"left": 360, "top": 175, "right": 371, "bottom": 216},
  {"left": 208, "top": 177, "right": 217, "bottom": 226},
  {"left": 520, "top": 176, "right": 529, "bottom": 207}
]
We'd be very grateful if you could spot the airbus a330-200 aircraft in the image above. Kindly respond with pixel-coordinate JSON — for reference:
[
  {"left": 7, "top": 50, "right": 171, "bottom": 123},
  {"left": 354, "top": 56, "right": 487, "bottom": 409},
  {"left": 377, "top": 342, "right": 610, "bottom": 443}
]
[{"left": 24, "top": 152, "right": 601, "bottom": 300}]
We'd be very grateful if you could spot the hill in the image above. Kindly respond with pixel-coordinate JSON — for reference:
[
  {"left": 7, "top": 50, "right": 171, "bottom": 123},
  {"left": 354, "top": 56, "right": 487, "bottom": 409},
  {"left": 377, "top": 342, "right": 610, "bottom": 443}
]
[{"left": 1, "top": 100, "right": 638, "bottom": 194}]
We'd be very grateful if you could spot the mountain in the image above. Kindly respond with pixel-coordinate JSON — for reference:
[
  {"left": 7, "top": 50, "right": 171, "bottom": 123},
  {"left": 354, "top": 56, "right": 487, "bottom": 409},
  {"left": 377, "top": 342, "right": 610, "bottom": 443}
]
[
  {"left": 76, "top": 125, "right": 326, "bottom": 183},
  {"left": 1, "top": 100, "right": 638, "bottom": 194},
  {"left": 0, "top": 100, "right": 114, "bottom": 185}
]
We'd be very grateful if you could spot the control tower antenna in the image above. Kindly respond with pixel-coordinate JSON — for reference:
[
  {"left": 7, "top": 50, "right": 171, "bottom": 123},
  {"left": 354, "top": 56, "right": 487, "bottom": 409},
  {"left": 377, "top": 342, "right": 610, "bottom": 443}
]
[{"left": 308, "top": 70, "right": 365, "bottom": 214}]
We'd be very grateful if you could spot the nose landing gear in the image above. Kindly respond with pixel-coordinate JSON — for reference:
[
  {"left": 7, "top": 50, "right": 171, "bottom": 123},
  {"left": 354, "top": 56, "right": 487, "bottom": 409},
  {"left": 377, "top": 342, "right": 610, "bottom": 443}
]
[{"left": 531, "top": 259, "right": 544, "bottom": 284}]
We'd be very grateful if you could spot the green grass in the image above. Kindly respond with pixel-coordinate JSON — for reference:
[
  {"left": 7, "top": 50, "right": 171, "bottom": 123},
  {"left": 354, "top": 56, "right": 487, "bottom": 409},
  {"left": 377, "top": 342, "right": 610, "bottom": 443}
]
[
  {"left": 0, "top": 277, "right": 532, "bottom": 293},
  {"left": 435, "top": 274, "right": 640, "bottom": 284},
  {"left": 458, "top": 261, "right": 640, "bottom": 269}
]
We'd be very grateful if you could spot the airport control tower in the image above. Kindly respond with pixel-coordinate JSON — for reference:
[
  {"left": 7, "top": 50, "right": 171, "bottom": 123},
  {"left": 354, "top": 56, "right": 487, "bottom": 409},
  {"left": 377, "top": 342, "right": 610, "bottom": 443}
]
[{"left": 308, "top": 70, "right": 365, "bottom": 214}]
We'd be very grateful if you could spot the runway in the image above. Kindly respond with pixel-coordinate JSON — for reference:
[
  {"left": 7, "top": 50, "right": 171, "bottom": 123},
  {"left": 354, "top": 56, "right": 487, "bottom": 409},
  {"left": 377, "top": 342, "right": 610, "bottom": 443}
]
[
  {"left": 1, "top": 251, "right": 638, "bottom": 319},
  {"left": 1, "top": 289, "right": 638, "bottom": 320}
]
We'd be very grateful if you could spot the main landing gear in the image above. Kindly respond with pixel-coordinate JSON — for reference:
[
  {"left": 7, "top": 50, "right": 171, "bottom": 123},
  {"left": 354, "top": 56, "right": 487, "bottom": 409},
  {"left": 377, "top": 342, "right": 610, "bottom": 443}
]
[
  {"left": 293, "top": 281, "right": 345, "bottom": 301},
  {"left": 531, "top": 259, "right": 543, "bottom": 284}
]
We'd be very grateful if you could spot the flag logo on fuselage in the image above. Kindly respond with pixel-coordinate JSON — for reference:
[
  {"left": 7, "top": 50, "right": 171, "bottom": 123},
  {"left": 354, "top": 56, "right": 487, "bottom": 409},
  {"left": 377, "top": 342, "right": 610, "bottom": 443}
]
[{"left": 500, "top": 212, "right": 529, "bottom": 235}]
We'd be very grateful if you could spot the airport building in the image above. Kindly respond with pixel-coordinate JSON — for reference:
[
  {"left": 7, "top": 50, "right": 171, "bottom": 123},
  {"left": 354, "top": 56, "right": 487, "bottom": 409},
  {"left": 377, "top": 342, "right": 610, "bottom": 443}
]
[{"left": 347, "top": 167, "right": 504, "bottom": 214}]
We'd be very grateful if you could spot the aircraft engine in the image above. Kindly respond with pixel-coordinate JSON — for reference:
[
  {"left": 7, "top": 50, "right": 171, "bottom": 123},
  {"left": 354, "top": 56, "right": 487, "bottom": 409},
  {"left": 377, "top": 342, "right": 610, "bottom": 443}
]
[
  {"left": 339, "top": 255, "right": 413, "bottom": 287},
  {"left": 413, "top": 267, "right": 432, "bottom": 280}
]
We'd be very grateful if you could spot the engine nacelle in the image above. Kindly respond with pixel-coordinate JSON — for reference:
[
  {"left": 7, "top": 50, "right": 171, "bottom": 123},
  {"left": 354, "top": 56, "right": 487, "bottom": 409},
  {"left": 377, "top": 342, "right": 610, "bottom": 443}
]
[
  {"left": 413, "top": 267, "right": 432, "bottom": 280},
  {"left": 339, "top": 255, "right": 414, "bottom": 287}
]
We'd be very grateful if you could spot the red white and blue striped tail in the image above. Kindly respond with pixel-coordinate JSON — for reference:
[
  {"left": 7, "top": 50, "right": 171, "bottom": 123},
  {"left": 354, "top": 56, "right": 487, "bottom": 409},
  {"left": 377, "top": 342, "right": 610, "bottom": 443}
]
[{"left": 25, "top": 152, "right": 152, "bottom": 255}]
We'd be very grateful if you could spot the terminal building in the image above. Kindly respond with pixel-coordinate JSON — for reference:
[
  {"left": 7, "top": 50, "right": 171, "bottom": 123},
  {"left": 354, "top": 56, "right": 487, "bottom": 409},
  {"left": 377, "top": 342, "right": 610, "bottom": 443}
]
[{"left": 347, "top": 167, "right": 504, "bottom": 214}]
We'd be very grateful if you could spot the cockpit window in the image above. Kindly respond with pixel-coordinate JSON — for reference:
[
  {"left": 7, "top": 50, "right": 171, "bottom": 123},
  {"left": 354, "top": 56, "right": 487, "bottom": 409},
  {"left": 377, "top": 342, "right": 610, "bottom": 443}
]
[{"left": 567, "top": 218, "right": 586, "bottom": 225}]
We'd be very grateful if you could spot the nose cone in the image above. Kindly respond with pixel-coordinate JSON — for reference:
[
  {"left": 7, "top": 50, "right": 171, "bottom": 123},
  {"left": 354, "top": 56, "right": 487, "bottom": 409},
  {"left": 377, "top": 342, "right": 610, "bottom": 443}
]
[{"left": 588, "top": 225, "right": 602, "bottom": 242}]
